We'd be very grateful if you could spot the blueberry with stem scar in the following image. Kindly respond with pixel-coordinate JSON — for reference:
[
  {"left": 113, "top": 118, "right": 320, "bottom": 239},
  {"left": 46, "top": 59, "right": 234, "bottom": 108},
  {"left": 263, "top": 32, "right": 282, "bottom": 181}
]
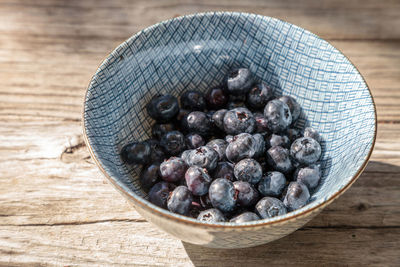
[
  {"left": 197, "top": 208, "right": 226, "bottom": 222},
  {"left": 264, "top": 99, "right": 292, "bottom": 133},
  {"left": 146, "top": 94, "right": 179, "bottom": 122},
  {"left": 185, "top": 166, "right": 212, "bottom": 196},
  {"left": 160, "top": 131, "right": 186, "bottom": 156},
  {"left": 226, "top": 68, "right": 254, "bottom": 96},
  {"left": 255, "top": 197, "right": 287, "bottom": 219},
  {"left": 233, "top": 181, "right": 259, "bottom": 207},
  {"left": 223, "top": 107, "right": 255, "bottom": 135},
  {"left": 290, "top": 137, "right": 322, "bottom": 165}
]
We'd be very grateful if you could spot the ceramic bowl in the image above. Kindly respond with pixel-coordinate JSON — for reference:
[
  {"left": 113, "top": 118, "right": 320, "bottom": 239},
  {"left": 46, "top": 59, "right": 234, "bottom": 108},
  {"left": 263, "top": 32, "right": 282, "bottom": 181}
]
[{"left": 83, "top": 12, "right": 376, "bottom": 248}]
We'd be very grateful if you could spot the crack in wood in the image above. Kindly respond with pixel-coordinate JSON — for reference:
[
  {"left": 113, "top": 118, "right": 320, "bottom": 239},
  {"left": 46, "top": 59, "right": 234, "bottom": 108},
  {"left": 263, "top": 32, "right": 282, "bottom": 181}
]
[
  {"left": 378, "top": 120, "right": 400, "bottom": 124},
  {"left": 302, "top": 225, "right": 400, "bottom": 230},
  {"left": 60, "top": 135, "right": 89, "bottom": 163},
  {"left": 0, "top": 218, "right": 147, "bottom": 227},
  {"left": 62, "top": 139, "right": 86, "bottom": 154}
]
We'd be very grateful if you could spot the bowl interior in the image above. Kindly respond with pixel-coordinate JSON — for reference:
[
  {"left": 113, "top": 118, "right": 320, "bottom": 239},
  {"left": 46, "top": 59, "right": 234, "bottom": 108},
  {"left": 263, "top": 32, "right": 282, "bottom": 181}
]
[{"left": 84, "top": 12, "right": 375, "bottom": 224}]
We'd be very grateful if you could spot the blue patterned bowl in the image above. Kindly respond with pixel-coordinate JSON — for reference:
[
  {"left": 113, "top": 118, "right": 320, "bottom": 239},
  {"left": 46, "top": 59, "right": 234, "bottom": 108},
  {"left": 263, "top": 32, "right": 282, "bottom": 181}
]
[{"left": 83, "top": 12, "right": 376, "bottom": 248}]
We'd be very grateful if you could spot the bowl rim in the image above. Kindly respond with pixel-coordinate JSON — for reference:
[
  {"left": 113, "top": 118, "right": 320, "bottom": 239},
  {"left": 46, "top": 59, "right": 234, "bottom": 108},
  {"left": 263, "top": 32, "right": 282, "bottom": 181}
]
[{"left": 82, "top": 11, "right": 377, "bottom": 228}]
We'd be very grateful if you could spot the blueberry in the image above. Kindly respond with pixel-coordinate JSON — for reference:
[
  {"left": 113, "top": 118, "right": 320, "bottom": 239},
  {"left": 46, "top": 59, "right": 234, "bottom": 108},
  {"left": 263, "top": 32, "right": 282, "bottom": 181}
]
[
  {"left": 148, "top": 182, "right": 176, "bottom": 209},
  {"left": 287, "top": 128, "right": 301, "bottom": 142},
  {"left": 255, "top": 197, "right": 287, "bottom": 219},
  {"left": 180, "top": 149, "right": 192, "bottom": 165},
  {"left": 145, "top": 139, "right": 166, "bottom": 163},
  {"left": 225, "top": 133, "right": 256, "bottom": 162},
  {"left": 140, "top": 164, "right": 161, "bottom": 192},
  {"left": 160, "top": 131, "right": 186, "bottom": 156},
  {"left": 226, "top": 68, "right": 254, "bottom": 95},
  {"left": 294, "top": 164, "right": 321, "bottom": 190},
  {"left": 185, "top": 166, "right": 212, "bottom": 196},
  {"left": 209, "top": 178, "right": 236, "bottom": 213},
  {"left": 146, "top": 94, "right": 179, "bottom": 122},
  {"left": 121, "top": 141, "right": 151, "bottom": 165},
  {"left": 264, "top": 99, "right": 292, "bottom": 133},
  {"left": 152, "top": 123, "right": 176, "bottom": 140},
  {"left": 252, "top": 133, "right": 266, "bottom": 158},
  {"left": 211, "top": 109, "right": 228, "bottom": 131},
  {"left": 182, "top": 111, "right": 213, "bottom": 136},
  {"left": 197, "top": 208, "right": 226, "bottom": 222},
  {"left": 160, "top": 157, "right": 187, "bottom": 182},
  {"left": 279, "top": 96, "right": 300, "bottom": 122},
  {"left": 266, "top": 146, "right": 293, "bottom": 174},
  {"left": 187, "top": 146, "right": 219, "bottom": 171},
  {"left": 206, "top": 139, "right": 228, "bottom": 161},
  {"left": 304, "top": 127, "right": 321, "bottom": 142},
  {"left": 185, "top": 133, "right": 205, "bottom": 149},
  {"left": 223, "top": 107, "right": 255, "bottom": 135},
  {"left": 167, "top": 186, "right": 193, "bottom": 215},
  {"left": 230, "top": 212, "right": 260, "bottom": 223},
  {"left": 225, "top": 135, "right": 234, "bottom": 143},
  {"left": 258, "top": 171, "right": 286, "bottom": 197},
  {"left": 283, "top": 181, "right": 310, "bottom": 211},
  {"left": 180, "top": 90, "right": 206, "bottom": 111},
  {"left": 205, "top": 87, "right": 229, "bottom": 109},
  {"left": 265, "top": 134, "right": 290, "bottom": 149},
  {"left": 246, "top": 82, "right": 274, "bottom": 109},
  {"left": 212, "top": 161, "right": 235, "bottom": 181},
  {"left": 290, "top": 137, "right": 322, "bottom": 165},
  {"left": 234, "top": 158, "right": 262, "bottom": 185},
  {"left": 233, "top": 181, "right": 259, "bottom": 207},
  {"left": 254, "top": 112, "right": 269, "bottom": 133}
]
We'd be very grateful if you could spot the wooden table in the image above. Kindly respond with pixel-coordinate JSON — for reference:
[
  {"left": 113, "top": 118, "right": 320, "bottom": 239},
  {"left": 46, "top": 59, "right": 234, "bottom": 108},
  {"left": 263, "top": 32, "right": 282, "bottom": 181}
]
[{"left": 1, "top": 0, "right": 399, "bottom": 266}]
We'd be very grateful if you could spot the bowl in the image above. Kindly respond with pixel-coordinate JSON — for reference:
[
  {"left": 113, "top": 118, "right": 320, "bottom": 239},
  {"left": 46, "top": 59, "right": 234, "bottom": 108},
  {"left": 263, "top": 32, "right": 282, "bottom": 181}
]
[{"left": 83, "top": 12, "right": 376, "bottom": 248}]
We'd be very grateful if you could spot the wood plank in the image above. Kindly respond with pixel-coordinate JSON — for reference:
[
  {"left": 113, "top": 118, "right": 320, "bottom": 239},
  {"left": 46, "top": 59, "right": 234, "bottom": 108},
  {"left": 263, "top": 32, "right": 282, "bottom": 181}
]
[
  {"left": 0, "top": 224, "right": 398, "bottom": 266},
  {"left": 182, "top": 228, "right": 400, "bottom": 266},
  {"left": 0, "top": 0, "right": 399, "bottom": 40}
]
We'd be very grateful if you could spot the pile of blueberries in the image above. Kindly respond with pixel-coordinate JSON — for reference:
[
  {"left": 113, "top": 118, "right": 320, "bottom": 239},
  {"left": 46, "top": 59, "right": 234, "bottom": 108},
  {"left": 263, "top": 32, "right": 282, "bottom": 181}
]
[{"left": 121, "top": 68, "right": 322, "bottom": 223}]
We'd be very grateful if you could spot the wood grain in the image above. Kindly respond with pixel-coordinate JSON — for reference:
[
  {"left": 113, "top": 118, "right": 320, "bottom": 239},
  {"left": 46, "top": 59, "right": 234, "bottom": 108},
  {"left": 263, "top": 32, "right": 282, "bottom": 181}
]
[
  {"left": 1, "top": 0, "right": 400, "bottom": 40},
  {"left": 0, "top": 0, "right": 399, "bottom": 266},
  {"left": 1, "top": 225, "right": 398, "bottom": 266}
]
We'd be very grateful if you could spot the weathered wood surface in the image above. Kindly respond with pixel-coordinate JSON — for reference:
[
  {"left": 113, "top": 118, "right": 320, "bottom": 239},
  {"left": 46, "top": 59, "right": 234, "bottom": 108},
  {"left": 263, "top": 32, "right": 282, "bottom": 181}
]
[{"left": 0, "top": 0, "right": 399, "bottom": 266}]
